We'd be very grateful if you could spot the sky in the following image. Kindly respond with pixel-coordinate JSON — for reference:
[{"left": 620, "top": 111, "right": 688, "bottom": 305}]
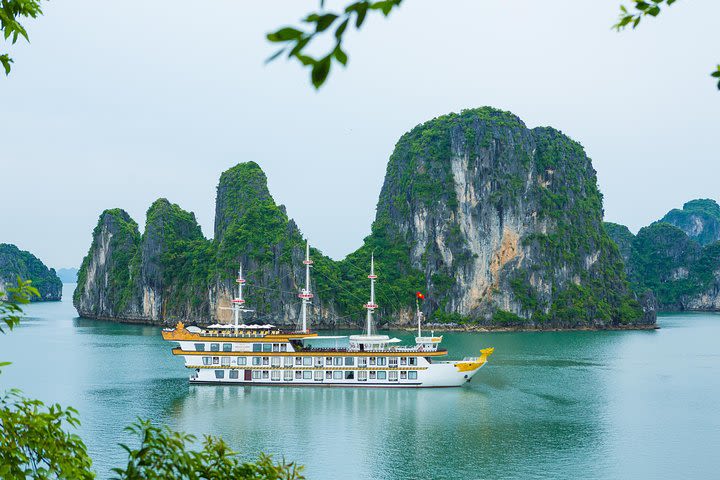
[{"left": 1, "top": 0, "right": 719, "bottom": 269}]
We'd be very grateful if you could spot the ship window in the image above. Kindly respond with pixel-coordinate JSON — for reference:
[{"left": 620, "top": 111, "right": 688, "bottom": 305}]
[
  {"left": 253, "top": 344, "right": 262, "bottom": 352},
  {"left": 221, "top": 357, "right": 230, "bottom": 366},
  {"left": 210, "top": 343, "right": 220, "bottom": 352},
  {"left": 295, "top": 357, "right": 302, "bottom": 365},
  {"left": 400, "top": 371, "right": 407, "bottom": 380},
  {"left": 325, "top": 371, "right": 332, "bottom": 379},
  {"left": 295, "top": 371, "right": 302, "bottom": 379},
  {"left": 388, "top": 371, "right": 398, "bottom": 382},
  {"left": 271, "top": 357, "right": 281, "bottom": 367},
  {"left": 345, "top": 371, "right": 354, "bottom": 380},
  {"left": 262, "top": 344, "right": 272, "bottom": 352},
  {"left": 272, "top": 343, "right": 280, "bottom": 352},
  {"left": 212, "top": 357, "right": 219, "bottom": 365},
  {"left": 223, "top": 343, "right": 232, "bottom": 352},
  {"left": 262, "top": 370, "right": 269, "bottom": 379},
  {"left": 284, "top": 357, "right": 293, "bottom": 367},
  {"left": 303, "top": 371, "right": 312, "bottom": 380},
  {"left": 252, "top": 371, "right": 261, "bottom": 380},
  {"left": 389, "top": 358, "right": 398, "bottom": 368},
  {"left": 202, "top": 357, "right": 211, "bottom": 366},
  {"left": 369, "top": 357, "right": 376, "bottom": 366},
  {"left": 280, "top": 344, "right": 288, "bottom": 352},
  {"left": 358, "top": 358, "right": 367, "bottom": 367},
  {"left": 369, "top": 371, "right": 376, "bottom": 380},
  {"left": 314, "top": 358, "right": 323, "bottom": 367},
  {"left": 358, "top": 371, "right": 367, "bottom": 381},
  {"left": 237, "top": 357, "right": 247, "bottom": 366},
  {"left": 408, "top": 371, "right": 418, "bottom": 380},
  {"left": 377, "top": 357, "right": 387, "bottom": 366},
  {"left": 377, "top": 371, "right": 387, "bottom": 380},
  {"left": 333, "top": 371, "right": 343, "bottom": 380},
  {"left": 194, "top": 343, "right": 205, "bottom": 351},
  {"left": 400, "top": 357, "right": 407, "bottom": 365},
  {"left": 333, "top": 357, "right": 342, "bottom": 366},
  {"left": 325, "top": 357, "right": 333, "bottom": 365},
  {"left": 303, "top": 357, "right": 312, "bottom": 366},
  {"left": 252, "top": 357, "right": 262, "bottom": 366},
  {"left": 409, "top": 357, "right": 417, "bottom": 366},
  {"left": 262, "top": 357, "right": 269, "bottom": 366},
  {"left": 271, "top": 371, "right": 281, "bottom": 381},
  {"left": 229, "top": 370, "right": 239, "bottom": 379},
  {"left": 344, "top": 357, "right": 354, "bottom": 366},
  {"left": 314, "top": 371, "right": 323, "bottom": 381},
  {"left": 284, "top": 371, "right": 293, "bottom": 381},
  {"left": 214, "top": 370, "right": 224, "bottom": 379}
]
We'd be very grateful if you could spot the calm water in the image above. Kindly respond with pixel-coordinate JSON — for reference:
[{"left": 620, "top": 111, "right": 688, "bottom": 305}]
[{"left": 1, "top": 284, "right": 719, "bottom": 479}]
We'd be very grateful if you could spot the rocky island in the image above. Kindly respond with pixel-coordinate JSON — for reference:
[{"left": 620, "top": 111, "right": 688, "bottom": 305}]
[
  {"left": 74, "top": 107, "right": 653, "bottom": 330},
  {"left": 606, "top": 199, "right": 720, "bottom": 312},
  {"left": 0, "top": 244, "right": 63, "bottom": 301}
]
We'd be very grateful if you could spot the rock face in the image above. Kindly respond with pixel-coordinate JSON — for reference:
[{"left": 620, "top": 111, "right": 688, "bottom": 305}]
[
  {"left": 0, "top": 244, "right": 63, "bottom": 301},
  {"left": 75, "top": 107, "right": 651, "bottom": 329},
  {"left": 73, "top": 209, "right": 142, "bottom": 319},
  {"left": 660, "top": 199, "right": 720, "bottom": 246},
  {"left": 605, "top": 220, "right": 720, "bottom": 312},
  {"left": 346, "top": 108, "right": 647, "bottom": 328}
]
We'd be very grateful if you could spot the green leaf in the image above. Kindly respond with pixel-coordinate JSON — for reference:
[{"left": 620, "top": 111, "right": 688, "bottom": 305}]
[
  {"left": 311, "top": 56, "right": 332, "bottom": 88},
  {"left": 335, "top": 18, "right": 349, "bottom": 40},
  {"left": 0, "top": 55, "right": 11, "bottom": 75},
  {"left": 334, "top": 47, "right": 348, "bottom": 66},
  {"left": 315, "top": 13, "right": 338, "bottom": 32},
  {"left": 267, "top": 27, "right": 303, "bottom": 42}
]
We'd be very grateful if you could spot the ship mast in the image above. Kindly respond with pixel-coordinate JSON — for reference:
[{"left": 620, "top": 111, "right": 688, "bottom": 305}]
[
  {"left": 231, "top": 266, "right": 247, "bottom": 333},
  {"left": 298, "top": 241, "right": 314, "bottom": 333},
  {"left": 363, "top": 253, "right": 378, "bottom": 336},
  {"left": 416, "top": 297, "right": 423, "bottom": 338}
]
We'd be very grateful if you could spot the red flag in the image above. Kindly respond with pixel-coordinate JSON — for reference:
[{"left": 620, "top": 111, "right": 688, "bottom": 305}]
[{"left": 416, "top": 292, "right": 425, "bottom": 300}]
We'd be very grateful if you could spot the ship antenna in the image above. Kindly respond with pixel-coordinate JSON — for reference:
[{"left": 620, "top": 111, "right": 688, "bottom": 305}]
[
  {"left": 298, "top": 240, "right": 314, "bottom": 333},
  {"left": 364, "top": 252, "right": 378, "bottom": 336},
  {"left": 233, "top": 265, "right": 247, "bottom": 333}
]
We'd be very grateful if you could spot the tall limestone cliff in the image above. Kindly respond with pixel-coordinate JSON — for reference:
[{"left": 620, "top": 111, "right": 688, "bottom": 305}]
[
  {"left": 338, "top": 108, "right": 648, "bottom": 328},
  {"left": 0, "top": 244, "right": 63, "bottom": 301},
  {"left": 75, "top": 107, "right": 652, "bottom": 329},
  {"left": 73, "top": 209, "right": 142, "bottom": 319}
]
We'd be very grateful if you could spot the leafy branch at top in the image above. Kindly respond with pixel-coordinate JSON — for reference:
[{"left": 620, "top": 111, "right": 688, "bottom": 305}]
[
  {"left": 613, "top": 1, "right": 719, "bottom": 90},
  {"left": 0, "top": 0, "right": 44, "bottom": 75},
  {"left": 266, "top": 0, "right": 403, "bottom": 89}
]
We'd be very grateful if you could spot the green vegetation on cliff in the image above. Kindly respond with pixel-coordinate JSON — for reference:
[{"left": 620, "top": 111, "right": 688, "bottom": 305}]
[
  {"left": 660, "top": 199, "right": 720, "bottom": 246},
  {"left": 74, "top": 209, "right": 141, "bottom": 315},
  {"left": 0, "top": 244, "right": 62, "bottom": 301}
]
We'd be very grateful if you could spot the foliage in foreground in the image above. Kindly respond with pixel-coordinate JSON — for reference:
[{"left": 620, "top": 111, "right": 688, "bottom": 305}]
[
  {"left": 0, "top": 390, "right": 95, "bottom": 480},
  {"left": 113, "top": 420, "right": 303, "bottom": 480},
  {"left": 0, "top": 0, "right": 43, "bottom": 74}
]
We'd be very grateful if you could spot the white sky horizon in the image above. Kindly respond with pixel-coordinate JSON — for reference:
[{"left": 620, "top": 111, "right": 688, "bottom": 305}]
[{"left": 1, "top": 0, "right": 718, "bottom": 269}]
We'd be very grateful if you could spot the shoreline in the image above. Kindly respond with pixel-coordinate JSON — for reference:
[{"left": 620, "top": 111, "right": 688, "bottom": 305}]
[{"left": 74, "top": 313, "right": 659, "bottom": 332}]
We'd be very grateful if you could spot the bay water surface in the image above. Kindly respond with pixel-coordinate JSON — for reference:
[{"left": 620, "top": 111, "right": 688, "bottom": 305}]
[{"left": 1, "top": 284, "right": 719, "bottom": 479}]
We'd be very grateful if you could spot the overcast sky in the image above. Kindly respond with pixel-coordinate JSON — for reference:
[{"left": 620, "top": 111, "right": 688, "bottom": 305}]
[{"left": 1, "top": 0, "right": 718, "bottom": 269}]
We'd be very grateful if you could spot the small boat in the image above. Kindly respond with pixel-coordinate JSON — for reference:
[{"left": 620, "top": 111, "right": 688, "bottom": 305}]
[{"left": 162, "top": 242, "right": 493, "bottom": 387}]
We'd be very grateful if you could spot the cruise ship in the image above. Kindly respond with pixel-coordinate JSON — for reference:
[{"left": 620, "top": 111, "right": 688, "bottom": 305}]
[{"left": 162, "top": 243, "right": 493, "bottom": 387}]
